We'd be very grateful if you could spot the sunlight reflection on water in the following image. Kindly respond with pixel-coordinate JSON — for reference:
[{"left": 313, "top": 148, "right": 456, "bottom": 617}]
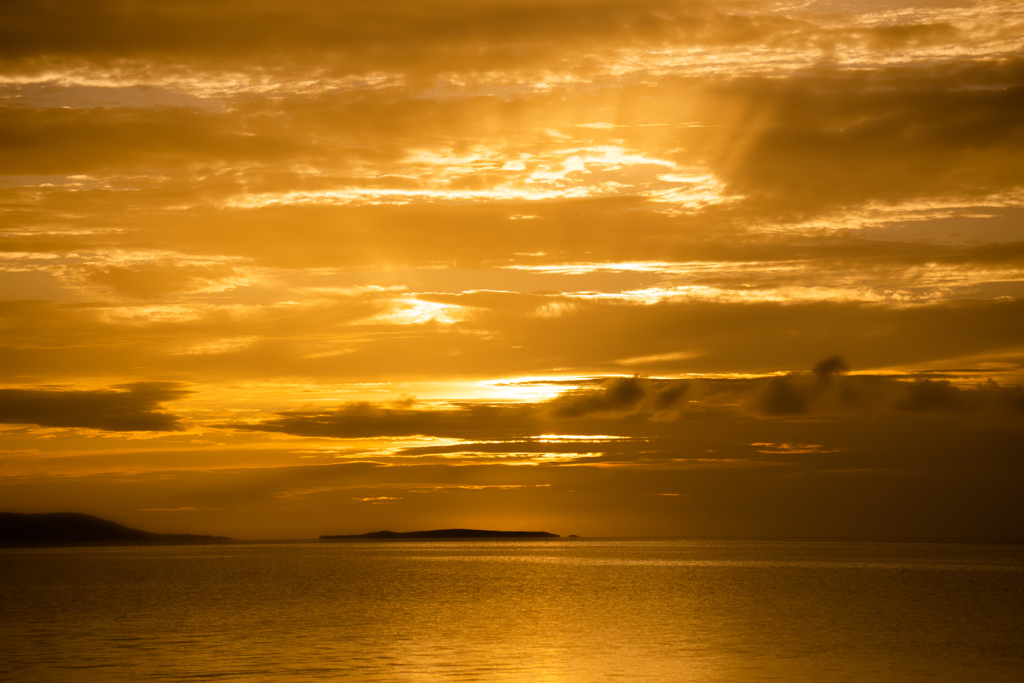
[{"left": 2, "top": 539, "right": 1023, "bottom": 682}]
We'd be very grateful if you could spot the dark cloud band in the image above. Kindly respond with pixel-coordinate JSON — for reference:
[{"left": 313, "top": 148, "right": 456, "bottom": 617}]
[{"left": 0, "top": 382, "right": 190, "bottom": 431}]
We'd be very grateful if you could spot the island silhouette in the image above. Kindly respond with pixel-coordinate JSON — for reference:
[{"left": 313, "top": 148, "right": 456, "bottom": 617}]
[
  {"left": 320, "top": 529, "right": 559, "bottom": 540},
  {"left": 0, "top": 512, "right": 233, "bottom": 546},
  {"left": 1, "top": 513, "right": 563, "bottom": 545}
]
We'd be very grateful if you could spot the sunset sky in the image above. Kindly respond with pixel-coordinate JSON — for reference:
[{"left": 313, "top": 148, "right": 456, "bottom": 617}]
[{"left": 1, "top": 0, "right": 1022, "bottom": 539}]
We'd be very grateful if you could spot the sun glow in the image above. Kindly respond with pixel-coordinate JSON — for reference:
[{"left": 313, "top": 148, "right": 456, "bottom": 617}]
[{"left": 474, "top": 377, "right": 594, "bottom": 403}]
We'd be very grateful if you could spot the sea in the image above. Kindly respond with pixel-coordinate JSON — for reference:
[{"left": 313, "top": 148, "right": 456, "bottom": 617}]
[{"left": 2, "top": 539, "right": 1023, "bottom": 682}]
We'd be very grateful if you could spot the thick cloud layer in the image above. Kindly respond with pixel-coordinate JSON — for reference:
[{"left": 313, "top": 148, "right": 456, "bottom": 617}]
[
  {"left": 1, "top": 0, "right": 1022, "bottom": 539},
  {"left": 0, "top": 1, "right": 837, "bottom": 76},
  {"left": 231, "top": 360, "right": 1024, "bottom": 441},
  {"left": 0, "top": 382, "right": 189, "bottom": 431}
]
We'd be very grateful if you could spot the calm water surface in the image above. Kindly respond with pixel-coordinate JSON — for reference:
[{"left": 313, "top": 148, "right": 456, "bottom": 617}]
[{"left": 2, "top": 539, "right": 1023, "bottom": 682}]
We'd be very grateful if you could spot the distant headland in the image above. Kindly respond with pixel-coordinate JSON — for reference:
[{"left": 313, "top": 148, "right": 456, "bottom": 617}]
[
  {"left": 320, "top": 529, "right": 560, "bottom": 540},
  {"left": 0, "top": 512, "right": 233, "bottom": 546}
]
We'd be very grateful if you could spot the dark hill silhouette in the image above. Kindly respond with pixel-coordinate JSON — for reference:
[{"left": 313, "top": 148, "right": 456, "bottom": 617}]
[
  {"left": 320, "top": 528, "right": 559, "bottom": 540},
  {"left": 0, "top": 512, "right": 232, "bottom": 546}
]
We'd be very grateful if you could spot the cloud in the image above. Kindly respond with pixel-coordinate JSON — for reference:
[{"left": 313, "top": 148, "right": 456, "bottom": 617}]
[
  {"left": 0, "top": 105, "right": 307, "bottom": 174},
  {"left": 550, "top": 376, "right": 648, "bottom": 418},
  {"left": 653, "top": 381, "right": 690, "bottom": 410},
  {"left": 812, "top": 355, "right": 849, "bottom": 388},
  {"left": 231, "top": 401, "right": 540, "bottom": 440},
  {"left": 748, "top": 361, "right": 1024, "bottom": 420},
  {"left": 0, "top": 382, "right": 190, "bottom": 431},
  {"left": 1, "top": 290, "right": 1021, "bottom": 387},
  {"left": 2, "top": 0, "right": 1014, "bottom": 98},
  {"left": 0, "top": 1, "right": 804, "bottom": 78},
  {"left": 898, "top": 378, "right": 967, "bottom": 413},
  {"left": 813, "top": 356, "right": 848, "bottom": 380},
  {"left": 714, "top": 66, "right": 1024, "bottom": 212},
  {"left": 896, "top": 378, "right": 1024, "bottom": 415},
  {"left": 546, "top": 375, "right": 692, "bottom": 418},
  {"left": 4, "top": 64, "right": 1024, "bottom": 284},
  {"left": 227, "top": 356, "right": 1024, "bottom": 442},
  {"left": 757, "top": 377, "right": 809, "bottom": 416},
  {"left": 73, "top": 262, "right": 246, "bottom": 299}
]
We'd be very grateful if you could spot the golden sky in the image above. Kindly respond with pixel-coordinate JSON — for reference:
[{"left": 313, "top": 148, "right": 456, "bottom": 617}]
[{"left": 1, "top": 0, "right": 1022, "bottom": 539}]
